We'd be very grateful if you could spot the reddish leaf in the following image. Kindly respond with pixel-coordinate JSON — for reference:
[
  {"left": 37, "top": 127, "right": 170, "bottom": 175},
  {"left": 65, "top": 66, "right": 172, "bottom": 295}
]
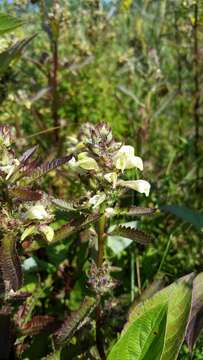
[
  {"left": 21, "top": 315, "right": 56, "bottom": 336},
  {"left": 0, "top": 235, "right": 23, "bottom": 292},
  {"left": 185, "top": 273, "right": 203, "bottom": 352}
]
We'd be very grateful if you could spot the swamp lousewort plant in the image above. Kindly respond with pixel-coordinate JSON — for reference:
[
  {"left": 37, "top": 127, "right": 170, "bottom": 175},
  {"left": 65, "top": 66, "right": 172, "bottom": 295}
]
[
  {"left": 1, "top": 123, "right": 201, "bottom": 360},
  {"left": 0, "top": 123, "right": 155, "bottom": 359}
]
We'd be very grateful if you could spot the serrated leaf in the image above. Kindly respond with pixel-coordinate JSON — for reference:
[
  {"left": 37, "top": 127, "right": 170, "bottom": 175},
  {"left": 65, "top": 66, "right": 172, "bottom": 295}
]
[
  {"left": 120, "top": 206, "right": 156, "bottom": 217},
  {"left": 111, "top": 225, "right": 153, "bottom": 245},
  {"left": 8, "top": 186, "right": 42, "bottom": 201},
  {"left": 108, "top": 304, "right": 167, "bottom": 360},
  {"left": 53, "top": 214, "right": 98, "bottom": 243},
  {"left": 54, "top": 296, "right": 95, "bottom": 346},
  {"left": 0, "top": 34, "right": 37, "bottom": 75},
  {"left": 19, "top": 145, "right": 38, "bottom": 165},
  {"left": 0, "top": 234, "right": 23, "bottom": 292},
  {"left": 23, "top": 154, "right": 72, "bottom": 183},
  {"left": 125, "top": 273, "right": 194, "bottom": 360},
  {"left": 0, "top": 13, "right": 24, "bottom": 35},
  {"left": 21, "top": 315, "right": 56, "bottom": 336},
  {"left": 185, "top": 272, "right": 203, "bottom": 352},
  {"left": 51, "top": 197, "right": 76, "bottom": 212}
]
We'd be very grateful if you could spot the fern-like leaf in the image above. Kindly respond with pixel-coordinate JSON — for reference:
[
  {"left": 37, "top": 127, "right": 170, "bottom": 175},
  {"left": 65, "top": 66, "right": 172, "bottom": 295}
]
[
  {"left": 120, "top": 206, "right": 156, "bottom": 216},
  {"left": 0, "top": 235, "right": 23, "bottom": 292},
  {"left": 111, "top": 225, "right": 153, "bottom": 245},
  {"left": 21, "top": 315, "right": 56, "bottom": 336},
  {"left": 8, "top": 186, "right": 42, "bottom": 201},
  {"left": 54, "top": 296, "right": 96, "bottom": 346},
  {"left": 23, "top": 154, "right": 73, "bottom": 184},
  {"left": 51, "top": 198, "right": 76, "bottom": 212},
  {"left": 19, "top": 145, "right": 38, "bottom": 165}
]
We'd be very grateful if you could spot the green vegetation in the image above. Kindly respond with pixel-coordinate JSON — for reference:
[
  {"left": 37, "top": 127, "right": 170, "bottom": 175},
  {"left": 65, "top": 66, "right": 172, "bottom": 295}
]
[{"left": 0, "top": 1, "right": 202, "bottom": 359}]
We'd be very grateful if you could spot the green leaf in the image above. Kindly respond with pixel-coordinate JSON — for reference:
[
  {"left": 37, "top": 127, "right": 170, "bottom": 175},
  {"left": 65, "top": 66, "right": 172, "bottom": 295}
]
[
  {"left": 125, "top": 274, "right": 194, "bottom": 360},
  {"left": 161, "top": 205, "right": 203, "bottom": 229},
  {"left": 0, "top": 13, "right": 24, "bottom": 35},
  {"left": 0, "top": 34, "right": 36, "bottom": 75},
  {"left": 108, "top": 304, "right": 167, "bottom": 360}
]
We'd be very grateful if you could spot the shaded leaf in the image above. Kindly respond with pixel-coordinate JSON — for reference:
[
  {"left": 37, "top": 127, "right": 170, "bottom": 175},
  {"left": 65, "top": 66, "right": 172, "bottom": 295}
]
[
  {"left": 111, "top": 225, "right": 153, "bottom": 245},
  {"left": 0, "top": 307, "right": 12, "bottom": 360},
  {"left": 42, "top": 350, "right": 61, "bottom": 360},
  {"left": 108, "top": 304, "right": 167, "bottom": 360},
  {"left": 185, "top": 272, "right": 203, "bottom": 352},
  {"left": 0, "top": 235, "right": 23, "bottom": 292},
  {"left": 8, "top": 186, "right": 42, "bottom": 201},
  {"left": 120, "top": 206, "right": 156, "bottom": 217},
  {"left": 21, "top": 315, "right": 56, "bottom": 336},
  {"left": 54, "top": 296, "right": 96, "bottom": 346},
  {"left": 161, "top": 205, "right": 203, "bottom": 229}
]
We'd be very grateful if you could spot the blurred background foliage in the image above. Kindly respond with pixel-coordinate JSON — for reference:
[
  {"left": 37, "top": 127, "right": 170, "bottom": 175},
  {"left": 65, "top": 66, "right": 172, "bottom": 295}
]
[{"left": 0, "top": 0, "right": 203, "bottom": 358}]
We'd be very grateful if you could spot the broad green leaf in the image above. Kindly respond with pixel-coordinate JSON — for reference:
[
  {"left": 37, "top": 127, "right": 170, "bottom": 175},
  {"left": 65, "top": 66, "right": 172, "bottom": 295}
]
[
  {"left": 125, "top": 273, "right": 194, "bottom": 360},
  {"left": 108, "top": 304, "right": 167, "bottom": 360},
  {"left": 160, "top": 276, "right": 193, "bottom": 360},
  {"left": 0, "top": 34, "right": 36, "bottom": 75},
  {"left": 161, "top": 205, "right": 203, "bottom": 229},
  {"left": 0, "top": 13, "right": 24, "bottom": 35}
]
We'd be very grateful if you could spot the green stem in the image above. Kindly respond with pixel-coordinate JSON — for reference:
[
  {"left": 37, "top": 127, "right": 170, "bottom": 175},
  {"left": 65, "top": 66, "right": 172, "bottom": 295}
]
[
  {"left": 131, "top": 251, "right": 135, "bottom": 302},
  {"left": 97, "top": 207, "right": 106, "bottom": 268},
  {"left": 96, "top": 205, "right": 106, "bottom": 360},
  {"left": 136, "top": 255, "right": 142, "bottom": 295}
]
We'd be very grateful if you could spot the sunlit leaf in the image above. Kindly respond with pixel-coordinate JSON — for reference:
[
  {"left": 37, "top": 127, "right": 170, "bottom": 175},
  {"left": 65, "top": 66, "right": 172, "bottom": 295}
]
[
  {"left": 108, "top": 304, "right": 167, "bottom": 360},
  {"left": 0, "top": 13, "right": 24, "bottom": 35},
  {"left": 0, "top": 34, "right": 36, "bottom": 75}
]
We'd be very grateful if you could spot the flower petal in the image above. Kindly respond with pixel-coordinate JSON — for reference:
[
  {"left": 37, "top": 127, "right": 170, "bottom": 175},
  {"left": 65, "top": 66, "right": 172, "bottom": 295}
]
[
  {"left": 113, "top": 145, "right": 143, "bottom": 171},
  {"left": 117, "top": 179, "right": 151, "bottom": 196},
  {"left": 89, "top": 193, "right": 106, "bottom": 209},
  {"left": 104, "top": 172, "right": 117, "bottom": 188},
  {"left": 25, "top": 204, "right": 49, "bottom": 220}
]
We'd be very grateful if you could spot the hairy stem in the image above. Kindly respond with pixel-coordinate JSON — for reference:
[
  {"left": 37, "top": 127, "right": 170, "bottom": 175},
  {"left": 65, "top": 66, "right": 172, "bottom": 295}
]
[
  {"left": 96, "top": 206, "right": 106, "bottom": 360},
  {"left": 136, "top": 255, "right": 142, "bottom": 295},
  {"left": 51, "top": 39, "right": 59, "bottom": 142}
]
